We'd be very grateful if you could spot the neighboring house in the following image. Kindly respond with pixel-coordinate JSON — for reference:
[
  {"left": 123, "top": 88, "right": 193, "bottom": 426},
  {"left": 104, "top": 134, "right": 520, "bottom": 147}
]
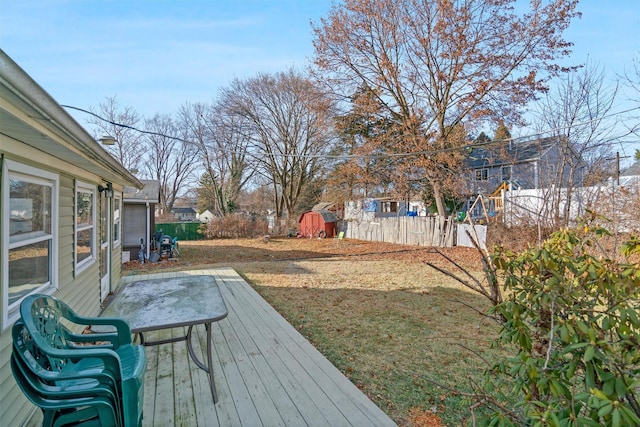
[
  {"left": 407, "top": 200, "right": 428, "bottom": 216},
  {"left": 123, "top": 180, "right": 160, "bottom": 261},
  {"left": 464, "top": 136, "right": 586, "bottom": 195},
  {"left": 619, "top": 159, "right": 640, "bottom": 185},
  {"left": 0, "top": 50, "right": 143, "bottom": 426},
  {"left": 197, "top": 209, "right": 215, "bottom": 223},
  {"left": 172, "top": 206, "right": 197, "bottom": 221},
  {"left": 344, "top": 197, "right": 408, "bottom": 221}
]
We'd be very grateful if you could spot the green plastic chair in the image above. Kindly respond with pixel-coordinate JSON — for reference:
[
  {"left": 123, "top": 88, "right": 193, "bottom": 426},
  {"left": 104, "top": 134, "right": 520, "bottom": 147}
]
[
  {"left": 12, "top": 320, "right": 122, "bottom": 425},
  {"left": 19, "top": 294, "right": 146, "bottom": 427},
  {"left": 11, "top": 354, "right": 119, "bottom": 427},
  {"left": 11, "top": 352, "right": 120, "bottom": 427}
]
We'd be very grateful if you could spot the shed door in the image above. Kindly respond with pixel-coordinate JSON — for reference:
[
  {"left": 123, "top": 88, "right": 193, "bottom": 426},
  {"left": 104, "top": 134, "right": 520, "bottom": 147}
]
[
  {"left": 123, "top": 204, "right": 147, "bottom": 247},
  {"left": 308, "top": 213, "right": 321, "bottom": 236}
]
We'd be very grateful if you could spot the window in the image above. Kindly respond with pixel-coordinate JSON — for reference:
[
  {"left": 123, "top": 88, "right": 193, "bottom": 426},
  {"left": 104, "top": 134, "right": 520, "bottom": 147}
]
[
  {"left": 113, "top": 195, "right": 121, "bottom": 247},
  {"left": 501, "top": 166, "right": 512, "bottom": 181},
  {"left": 2, "top": 160, "right": 58, "bottom": 328},
  {"left": 75, "top": 182, "right": 96, "bottom": 272},
  {"left": 381, "top": 201, "right": 398, "bottom": 213},
  {"left": 475, "top": 168, "right": 488, "bottom": 181}
]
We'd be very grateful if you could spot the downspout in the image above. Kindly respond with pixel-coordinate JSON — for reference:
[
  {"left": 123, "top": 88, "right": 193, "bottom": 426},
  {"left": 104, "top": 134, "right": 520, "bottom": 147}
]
[{"left": 146, "top": 202, "right": 151, "bottom": 260}]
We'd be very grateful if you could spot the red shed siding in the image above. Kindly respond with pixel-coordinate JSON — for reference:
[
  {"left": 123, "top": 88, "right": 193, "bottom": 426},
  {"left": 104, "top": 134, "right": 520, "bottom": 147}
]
[{"left": 298, "top": 211, "right": 336, "bottom": 238}]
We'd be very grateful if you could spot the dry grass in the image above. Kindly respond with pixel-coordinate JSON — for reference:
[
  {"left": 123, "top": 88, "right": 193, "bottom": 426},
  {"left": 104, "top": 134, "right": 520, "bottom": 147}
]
[{"left": 124, "top": 237, "right": 499, "bottom": 426}]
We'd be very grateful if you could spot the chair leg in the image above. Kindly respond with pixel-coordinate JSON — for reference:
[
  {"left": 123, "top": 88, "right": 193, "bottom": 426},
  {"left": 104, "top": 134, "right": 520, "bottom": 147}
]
[
  {"left": 48, "top": 403, "right": 119, "bottom": 427},
  {"left": 42, "top": 409, "right": 56, "bottom": 427}
]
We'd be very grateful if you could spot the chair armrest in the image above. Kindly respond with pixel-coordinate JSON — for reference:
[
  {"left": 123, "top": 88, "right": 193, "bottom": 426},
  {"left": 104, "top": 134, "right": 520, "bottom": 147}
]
[
  {"left": 27, "top": 330, "right": 124, "bottom": 377},
  {"left": 64, "top": 314, "right": 133, "bottom": 347},
  {"left": 66, "top": 331, "right": 120, "bottom": 349}
]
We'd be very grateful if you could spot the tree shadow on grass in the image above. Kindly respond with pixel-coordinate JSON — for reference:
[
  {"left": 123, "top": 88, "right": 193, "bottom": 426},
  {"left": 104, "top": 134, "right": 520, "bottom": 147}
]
[{"left": 251, "top": 283, "right": 501, "bottom": 426}]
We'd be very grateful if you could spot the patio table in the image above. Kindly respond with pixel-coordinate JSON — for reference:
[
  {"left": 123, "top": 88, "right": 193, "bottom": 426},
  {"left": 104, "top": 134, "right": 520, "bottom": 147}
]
[{"left": 98, "top": 275, "right": 228, "bottom": 402}]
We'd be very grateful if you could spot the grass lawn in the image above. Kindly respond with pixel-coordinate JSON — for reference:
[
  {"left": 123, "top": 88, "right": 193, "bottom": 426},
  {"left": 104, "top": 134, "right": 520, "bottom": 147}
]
[{"left": 124, "top": 237, "right": 502, "bottom": 426}]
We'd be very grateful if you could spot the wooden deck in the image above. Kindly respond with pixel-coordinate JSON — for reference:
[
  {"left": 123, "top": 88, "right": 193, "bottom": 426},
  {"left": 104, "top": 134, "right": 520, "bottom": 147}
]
[{"left": 122, "top": 268, "right": 396, "bottom": 427}]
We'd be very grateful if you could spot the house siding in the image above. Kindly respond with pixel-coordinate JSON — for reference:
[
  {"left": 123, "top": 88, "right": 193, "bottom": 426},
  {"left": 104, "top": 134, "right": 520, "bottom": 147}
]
[
  {"left": 0, "top": 162, "right": 111, "bottom": 426},
  {"left": 1, "top": 51, "right": 142, "bottom": 427},
  {"left": 466, "top": 141, "right": 585, "bottom": 196}
]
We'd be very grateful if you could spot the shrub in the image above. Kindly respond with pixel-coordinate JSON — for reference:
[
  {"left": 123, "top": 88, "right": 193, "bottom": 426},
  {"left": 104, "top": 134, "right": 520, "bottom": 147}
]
[
  {"left": 476, "top": 227, "right": 640, "bottom": 426},
  {"left": 202, "top": 213, "right": 269, "bottom": 239}
]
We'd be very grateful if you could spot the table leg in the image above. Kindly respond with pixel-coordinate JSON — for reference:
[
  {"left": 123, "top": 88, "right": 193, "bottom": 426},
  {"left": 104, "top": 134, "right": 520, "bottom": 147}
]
[
  {"left": 206, "top": 323, "right": 217, "bottom": 402},
  {"left": 186, "top": 323, "right": 218, "bottom": 403}
]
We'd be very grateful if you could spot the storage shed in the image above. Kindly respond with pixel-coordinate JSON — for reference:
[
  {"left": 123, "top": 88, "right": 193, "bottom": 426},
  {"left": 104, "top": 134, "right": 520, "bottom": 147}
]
[
  {"left": 123, "top": 179, "right": 160, "bottom": 262},
  {"left": 298, "top": 210, "right": 337, "bottom": 238}
]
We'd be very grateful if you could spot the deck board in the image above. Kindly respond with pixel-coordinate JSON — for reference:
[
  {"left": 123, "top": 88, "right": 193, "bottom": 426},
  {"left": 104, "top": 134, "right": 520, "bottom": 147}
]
[{"left": 119, "top": 268, "right": 396, "bottom": 427}]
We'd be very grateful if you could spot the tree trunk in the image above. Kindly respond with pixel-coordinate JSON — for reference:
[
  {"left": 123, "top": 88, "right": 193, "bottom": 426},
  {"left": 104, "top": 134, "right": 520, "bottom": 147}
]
[{"left": 433, "top": 184, "right": 447, "bottom": 217}]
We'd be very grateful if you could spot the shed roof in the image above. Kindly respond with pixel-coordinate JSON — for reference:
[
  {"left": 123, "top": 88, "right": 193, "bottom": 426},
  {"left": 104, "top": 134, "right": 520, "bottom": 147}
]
[
  {"left": 298, "top": 210, "right": 337, "bottom": 223},
  {"left": 312, "top": 202, "right": 336, "bottom": 211}
]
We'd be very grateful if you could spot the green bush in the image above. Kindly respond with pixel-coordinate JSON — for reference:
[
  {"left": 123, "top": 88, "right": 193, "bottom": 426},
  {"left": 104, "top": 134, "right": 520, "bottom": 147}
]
[{"left": 477, "top": 227, "right": 640, "bottom": 426}]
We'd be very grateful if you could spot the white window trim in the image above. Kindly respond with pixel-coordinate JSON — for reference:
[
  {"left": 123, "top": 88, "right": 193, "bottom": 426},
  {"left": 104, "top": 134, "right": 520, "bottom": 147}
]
[
  {"left": 475, "top": 168, "right": 489, "bottom": 181},
  {"left": 75, "top": 181, "right": 97, "bottom": 274},
  {"left": 113, "top": 193, "right": 122, "bottom": 248},
  {"left": 2, "top": 160, "right": 59, "bottom": 330},
  {"left": 501, "top": 165, "right": 512, "bottom": 181}
]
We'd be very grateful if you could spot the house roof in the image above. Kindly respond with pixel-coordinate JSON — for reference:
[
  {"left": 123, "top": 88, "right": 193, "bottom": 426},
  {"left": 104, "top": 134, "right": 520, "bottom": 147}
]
[
  {"left": 619, "top": 175, "right": 640, "bottom": 187},
  {"left": 0, "top": 49, "right": 142, "bottom": 189},
  {"left": 621, "top": 160, "right": 640, "bottom": 177},
  {"left": 123, "top": 180, "right": 160, "bottom": 203},
  {"left": 172, "top": 207, "right": 197, "bottom": 214},
  {"left": 465, "top": 137, "right": 557, "bottom": 169}
]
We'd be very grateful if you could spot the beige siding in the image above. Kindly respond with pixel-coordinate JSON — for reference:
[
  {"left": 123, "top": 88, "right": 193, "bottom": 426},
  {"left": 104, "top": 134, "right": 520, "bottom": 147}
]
[
  {"left": 57, "top": 174, "right": 102, "bottom": 318},
  {"left": 1, "top": 328, "right": 36, "bottom": 427},
  {"left": 0, "top": 163, "right": 122, "bottom": 425},
  {"left": 111, "top": 249, "right": 123, "bottom": 296},
  {"left": 58, "top": 175, "right": 76, "bottom": 296}
]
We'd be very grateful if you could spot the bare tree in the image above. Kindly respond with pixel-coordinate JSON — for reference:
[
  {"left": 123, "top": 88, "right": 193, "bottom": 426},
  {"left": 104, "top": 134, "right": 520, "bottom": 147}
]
[
  {"left": 622, "top": 53, "right": 640, "bottom": 139},
  {"left": 143, "top": 113, "right": 199, "bottom": 214},
  {"left": 220, "top": 68, "right": 335, "bottom": 219},
  {"left": 179, "top": 102, "right": 255, "bottom": 217},
  {"left": 237, "top": 185, "right": 273, "bottom": 215},
  {"left": 88, "top": 95, "right": 146, "bottom": 172},
  {"left": 533, "top": 61, "right": 618, "bottom": 226},
  {"left": 312, "top": 0, "right": 580, "bottom": 216}
]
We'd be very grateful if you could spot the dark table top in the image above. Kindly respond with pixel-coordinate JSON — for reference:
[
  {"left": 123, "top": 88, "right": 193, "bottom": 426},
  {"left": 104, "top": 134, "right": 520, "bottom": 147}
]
[{"left": 99, "top": 275, "right": 228, "bottom": 333}]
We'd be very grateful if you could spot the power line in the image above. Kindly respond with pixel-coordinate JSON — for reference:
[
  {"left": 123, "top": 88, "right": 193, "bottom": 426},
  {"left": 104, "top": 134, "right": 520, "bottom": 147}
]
[
  {"left": 62, "top": 105, "right": 187, "bottom": 143},
  {"left": 62, "top": 104, "right": 640, "bottom": 161}
]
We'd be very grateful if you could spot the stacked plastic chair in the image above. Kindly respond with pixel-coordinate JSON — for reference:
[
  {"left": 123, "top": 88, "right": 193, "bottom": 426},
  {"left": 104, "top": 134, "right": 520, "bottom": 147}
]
[{"left": 11, "top": 294, "right": 146, "bottom": 426}]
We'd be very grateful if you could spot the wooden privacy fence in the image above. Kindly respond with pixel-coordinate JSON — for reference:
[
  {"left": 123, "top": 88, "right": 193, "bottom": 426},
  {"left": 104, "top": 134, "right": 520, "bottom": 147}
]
[{"left": 342, "top": 216, "right": 456, "bottom": 247}]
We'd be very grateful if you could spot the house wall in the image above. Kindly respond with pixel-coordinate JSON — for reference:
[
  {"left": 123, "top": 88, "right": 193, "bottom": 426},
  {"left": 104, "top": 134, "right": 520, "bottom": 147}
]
[
  {"left": 468, "top": 161, "right": 539, "bottom": 194},
  {"left": 468, "top": 145, "right": 586, "bottom": 195},
  {"left": 344, "top": 199, "right": 408, "bottom": 221},
  {"left": 0, "top": 145, "right": 118, "bottom": 426}
]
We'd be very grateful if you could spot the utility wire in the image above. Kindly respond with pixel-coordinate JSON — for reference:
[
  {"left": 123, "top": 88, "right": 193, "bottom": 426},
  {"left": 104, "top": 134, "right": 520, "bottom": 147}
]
[
  {"left": 62, "top": 104, "right": 640, "bottom": 161},
  {"left": 62, "top": 105, "right": 186, "bottom": 143}
]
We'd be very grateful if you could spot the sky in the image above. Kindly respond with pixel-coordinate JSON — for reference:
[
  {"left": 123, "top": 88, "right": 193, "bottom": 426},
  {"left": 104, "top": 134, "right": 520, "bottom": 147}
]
[{"left": 1, "top": 0, "right": 639, "bottom": 161}]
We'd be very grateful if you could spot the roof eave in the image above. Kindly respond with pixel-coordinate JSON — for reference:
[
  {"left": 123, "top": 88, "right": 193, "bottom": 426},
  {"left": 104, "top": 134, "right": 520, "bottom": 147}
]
[{"left": 0, "top": 49, "right": 143, "bottom": 189}]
